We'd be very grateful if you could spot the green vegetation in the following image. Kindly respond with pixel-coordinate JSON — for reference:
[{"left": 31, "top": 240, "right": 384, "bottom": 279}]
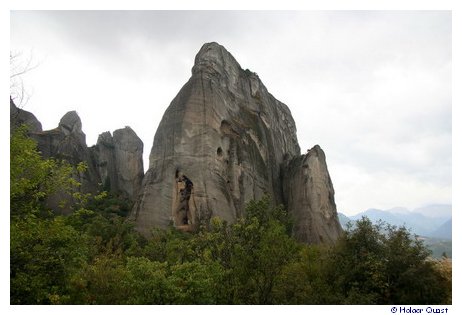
[
  {"left": 10, "top": 127, "right": 452, "bottom": 304},
  {"left": 422, "top": 237, "right": 452, "bottom": 258}
]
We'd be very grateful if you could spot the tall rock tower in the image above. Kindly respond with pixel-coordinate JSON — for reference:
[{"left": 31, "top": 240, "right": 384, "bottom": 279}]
[
  {"left": 92, "top": 127, "right": 144, "bottom": 200},
  {"left": 132, "top": 42, "right": 342, "bottom": 243}
]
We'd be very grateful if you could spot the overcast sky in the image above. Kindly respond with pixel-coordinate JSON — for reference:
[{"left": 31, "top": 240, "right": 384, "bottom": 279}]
[{"left": 10, "top": 10, "right": 451, "bottom": 215}]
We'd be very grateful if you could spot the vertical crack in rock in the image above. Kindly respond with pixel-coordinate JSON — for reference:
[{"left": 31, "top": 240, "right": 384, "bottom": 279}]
[{"left": 200, "top": 70, "right": 210, "bottom": 220}]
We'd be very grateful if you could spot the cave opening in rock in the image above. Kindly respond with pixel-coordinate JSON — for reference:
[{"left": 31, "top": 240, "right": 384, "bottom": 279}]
[
  {"left": 217, "top": 147, "right": 223, "bottom": 157},
  {"left": 175, "top": 173, "right": 194, "bottom": 226}
]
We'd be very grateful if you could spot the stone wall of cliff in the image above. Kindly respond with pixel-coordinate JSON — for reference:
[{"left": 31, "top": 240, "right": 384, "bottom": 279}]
[
  {"left": 131, "top": 42, "right": 342, "bottom": 244},
  {"left": 10, "top": 42, "right": 342, "bottom": 244},
  {"left": 10, "top": 100, "right": 144, "bottom": 214},
  {"left": 282, "top": 145, "right": 343, "bottom": 243},
  {"left": 131, "top": 42, "right": 301, "bottom": 235},
  {"left": 91, "top": 127, "right": 144, "bottom": 200}
]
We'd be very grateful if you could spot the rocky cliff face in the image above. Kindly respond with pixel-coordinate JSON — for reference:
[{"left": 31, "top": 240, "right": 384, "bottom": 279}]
[
  {"left": 30, "top": 110, "right": 101, "bottom": 207},
  {"left": 282, "top": 145, "right": 342, "bottom": 243},
  {"left": 10, "top": 42, "right": 342, "bottom": 244},
  {"left": 10, "top": 97, "right": 42, "bottom": 133},
  {"left": 10, "top": 100, "right": 144, "bottom": 213},
  {"left": 132, "top": 42, "right": 342, "bottom": 244},
  {"left": 92, "top": 127, "right": 144, "bottom": 200}
]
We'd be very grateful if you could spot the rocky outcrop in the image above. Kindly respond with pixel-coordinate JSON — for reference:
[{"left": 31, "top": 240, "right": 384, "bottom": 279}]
[
  {"left": 9, "top": 42, "right": 342, "bottom": 244},
  {"left": 31, "top": 113, "right": 145, "bottom": 206},
  {"left": 92, "top": 127, "right": 144, "bottom": 200},
  {"left": 131, "top": 42, "right": 300, "bottom": 235},
  {"left": 10, "top": 99, "right": 144, "bottom": 213},
  {"left": 28, "top": 111, "right": 100, "bottom": 213},
  {"left": 113, "top": 127, "right": 144, "bottom": 199},
  {"left": 10, "top": 97, "right": 42, "bottom": 133},
  {"left": 93, "top": 131, "right": 118, "bottom": 193},
  {"left": 31, "top": 111, "right": 88, "bottom": 161},
  {"left": 282, "top": 145, "right": 343, "bottom": 243},
  {"left": 132, "top": 42, "right": 342, "bottom": 244}
]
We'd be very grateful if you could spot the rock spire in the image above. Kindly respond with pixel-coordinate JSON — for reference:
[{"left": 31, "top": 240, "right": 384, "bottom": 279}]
[{"left": 131, "top": 42, "right": 342, "bottom": 244}]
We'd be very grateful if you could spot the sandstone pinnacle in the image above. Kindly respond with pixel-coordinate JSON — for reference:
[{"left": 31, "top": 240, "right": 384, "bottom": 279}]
[{"left": 131, "top": 42, "right": 342, "bottom": 244}]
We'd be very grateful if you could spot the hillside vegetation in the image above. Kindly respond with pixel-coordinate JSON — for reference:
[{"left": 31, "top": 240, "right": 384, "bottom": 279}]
[
  {"left": 10, "top": 127, "right": 451, "bottom": 304},
  {"left": 339, "top": 209, "right": 452, "bottom": 258}
]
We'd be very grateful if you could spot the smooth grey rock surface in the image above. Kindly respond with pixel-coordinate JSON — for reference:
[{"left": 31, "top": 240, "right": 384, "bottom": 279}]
[
  {"left": 113, "top": 127, "right": 144, "bottom": 199},
  {"left": 92, "top": 127, "right": 144, "bottom": 199},
  {"left": 93, "top": 131, "right": 118, "bottom": 193},
  {"left": 282, "top": 145, "right": 343, "bottom": 244},
  {"left": 132, "top": 42, "right": 300, "bottom": 234},
  {"left": 132, "top": 42, "right": 342, "bottom": 244}
]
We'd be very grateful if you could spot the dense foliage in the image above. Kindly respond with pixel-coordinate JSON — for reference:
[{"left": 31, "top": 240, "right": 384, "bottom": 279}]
[{"left": 10, "top": 127, "right": 451, "bottom": 304}]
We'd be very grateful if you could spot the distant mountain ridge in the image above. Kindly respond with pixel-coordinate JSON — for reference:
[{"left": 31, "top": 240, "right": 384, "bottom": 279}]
[
  {"left": 430, "top": 218, "right": 452, "bottom": 240},
  {"left": 339, "top": 204, "right": 452, "bottom": 239}
]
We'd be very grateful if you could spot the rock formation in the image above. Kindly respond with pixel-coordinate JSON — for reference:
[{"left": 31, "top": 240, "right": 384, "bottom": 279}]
[
  {"left": 282, "top": 145, "right": 342, "bottom": 243},
  {"left": 92, "top": 127, "right": 144, "bottom": 200},
  {"left": 132, "top": 42, "right": 342, "bottom": 244},
  {"left": 10, "top": 100, "right": 144, "bottom": 213},
  {"left": 31, "top": 110, "right": 100, "bottom": 198},
  {"left": 10, "top": 97, "right": 42, "bottom": 133},
  {"left": 9, "top": 42, "right": 342, "bottom": 244}
]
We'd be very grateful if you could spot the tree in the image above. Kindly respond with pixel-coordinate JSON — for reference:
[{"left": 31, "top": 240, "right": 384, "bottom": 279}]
[
  {"left": 192, "top": 197, "right": 299, "bottom": 304},
  {"left": 430, "top": 257, "right": 452, "bottom": 304},
  {"left": 123, "top": 257, "right": 169, "bottom": 304},
  {"left": 10, "top": 126, "right": 88, "bottom": 304},
  {"left": 324, "top": 217, "right": 451, "bottom": 304},
  {"left": 272, "top": 245, "right": 335, "bottom": 304},
  {"left": 10, "top": 51, "right": 39, "bottom": 108},
  {"left": 10, "top": 125, "right": 81, "bottom": 218},
  {"left": 10, "top": 216, "right": 88, "bottom": 304},
  {"left": 68, "top": 252, "right": 130, "bottom": 304},
  {"left": 165, "top": 260, "right": 225, "bottom": 304},
  {"left": 382, "top": 225, "right": 449, "bottom": 304}
]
